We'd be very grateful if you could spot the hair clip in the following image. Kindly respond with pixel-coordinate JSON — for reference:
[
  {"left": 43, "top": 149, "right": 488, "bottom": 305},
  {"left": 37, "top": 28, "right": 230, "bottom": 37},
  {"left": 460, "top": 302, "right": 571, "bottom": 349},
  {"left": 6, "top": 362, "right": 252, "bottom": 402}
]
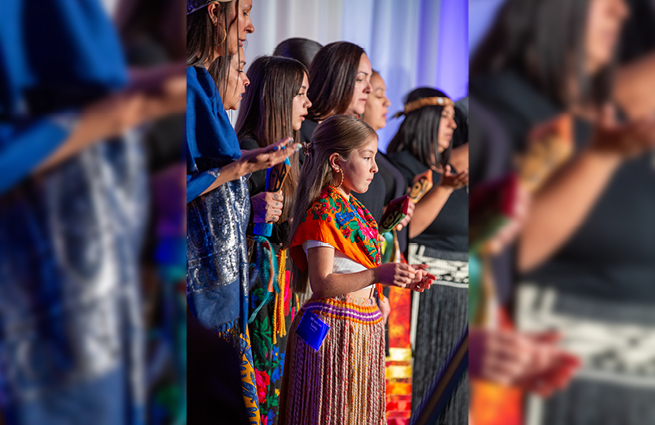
[
  {"left": 187, "top": 0, "right": 232, "bottom": 16},
  {"left": 303, "top": 142, "right": 313, "bottom": 157}
]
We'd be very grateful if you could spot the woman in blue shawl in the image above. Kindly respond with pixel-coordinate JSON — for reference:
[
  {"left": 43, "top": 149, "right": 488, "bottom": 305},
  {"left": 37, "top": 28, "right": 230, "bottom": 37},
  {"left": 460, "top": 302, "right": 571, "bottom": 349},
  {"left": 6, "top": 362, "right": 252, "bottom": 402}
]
[
  {"left": 185, "top": 1, "right": 298, "bottom": 423},
  {"left": 0, "top": 1, "right": 184, "bottom": 424}
]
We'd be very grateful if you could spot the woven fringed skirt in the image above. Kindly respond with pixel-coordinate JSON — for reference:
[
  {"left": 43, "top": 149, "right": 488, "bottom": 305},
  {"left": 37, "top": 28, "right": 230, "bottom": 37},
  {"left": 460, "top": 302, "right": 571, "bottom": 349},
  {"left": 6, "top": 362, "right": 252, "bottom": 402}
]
[
  {"left": 278, "top": 295, "right": 386, "bottom": 425},
  {"left": 408, "top": 244, "right": 469, "bottom": 424}
]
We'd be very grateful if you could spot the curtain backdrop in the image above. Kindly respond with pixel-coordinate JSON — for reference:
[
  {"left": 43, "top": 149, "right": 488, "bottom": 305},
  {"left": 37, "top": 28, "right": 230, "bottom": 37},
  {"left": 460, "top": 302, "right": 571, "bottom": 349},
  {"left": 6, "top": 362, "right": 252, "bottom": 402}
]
[
  {"left": 469, "top": 0, "right": 506, "bottom": 57},
  {"left": 241, "top": 0, "right": 468, "bottom": 151}
]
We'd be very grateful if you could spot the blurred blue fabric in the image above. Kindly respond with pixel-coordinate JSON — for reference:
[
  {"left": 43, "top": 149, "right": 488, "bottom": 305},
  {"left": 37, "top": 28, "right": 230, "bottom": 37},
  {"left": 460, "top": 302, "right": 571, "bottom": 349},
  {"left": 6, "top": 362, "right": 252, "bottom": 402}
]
[
  {"left": 0, "top": 0, "right": 127, "bottom": 194},
  {"left": 0, "top": 1, "right": 147, "bottom": 425}
]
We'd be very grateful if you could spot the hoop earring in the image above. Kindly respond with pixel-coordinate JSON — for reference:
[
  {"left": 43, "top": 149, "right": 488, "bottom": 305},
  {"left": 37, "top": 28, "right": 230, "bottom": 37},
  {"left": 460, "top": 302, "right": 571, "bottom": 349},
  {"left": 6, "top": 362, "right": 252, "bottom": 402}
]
[
  {"left": 217, "top": 26, "right": 227, "bottom": 46},
  {"left": 333, "top": 168, "right": 343, "bottom": 189}
]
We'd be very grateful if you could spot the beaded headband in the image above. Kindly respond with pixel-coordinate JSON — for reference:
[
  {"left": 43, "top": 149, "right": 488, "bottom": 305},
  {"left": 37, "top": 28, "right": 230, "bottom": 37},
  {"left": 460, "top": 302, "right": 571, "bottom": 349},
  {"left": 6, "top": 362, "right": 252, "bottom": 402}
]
[
  {"left": 187, "top": 0, "right": 232, "bottom": 15},
  {"left": 392, "top": 96, "right": 454, "bottom": 118}
]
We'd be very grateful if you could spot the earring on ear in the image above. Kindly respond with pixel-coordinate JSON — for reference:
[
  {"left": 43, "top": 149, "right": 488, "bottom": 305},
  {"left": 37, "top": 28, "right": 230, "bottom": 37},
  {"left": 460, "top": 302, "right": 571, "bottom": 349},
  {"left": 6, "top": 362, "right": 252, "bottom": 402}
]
[
  {"left": 332, "top": 168, "right": 343, "bottom": 189},
  {"left": 217, "top": 26, "right": 227, "bottom": 46}
]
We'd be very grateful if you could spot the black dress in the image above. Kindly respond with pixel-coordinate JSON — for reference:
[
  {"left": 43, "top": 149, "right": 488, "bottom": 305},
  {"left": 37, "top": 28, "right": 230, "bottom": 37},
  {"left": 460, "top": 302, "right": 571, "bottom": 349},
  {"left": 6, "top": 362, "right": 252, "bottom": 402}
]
[
  {"left": 387, "top": 151, "right": 469, "bottom": 425},
  {"left": 471, "top": 69, "right": 655, "bottom": 425}
]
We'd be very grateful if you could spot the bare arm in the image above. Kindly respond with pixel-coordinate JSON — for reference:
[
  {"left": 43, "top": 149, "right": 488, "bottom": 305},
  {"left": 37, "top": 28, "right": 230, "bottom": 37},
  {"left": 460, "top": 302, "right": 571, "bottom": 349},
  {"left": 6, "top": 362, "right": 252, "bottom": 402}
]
[
  {"left": 308, "top": 247, "right": 379, "bottom": 298},
  {"left": 409, "top": 186, "right": 454, "bottom": 239},
  {"left": 199, "top": 138, "right": 300, "bottom": 197},
  {"left": 517, "top": 150, "right": 621, "bottom": 272},
  {"left": 450, "top": 144, "right": 469, "bottom": 173},
  {"left": 409, "top": 166, "right": 468, "bottom": 239},
  {"left": 36, "top": 92, "right": 150, "bottom": 172},
  {"left": 307, "top": 247, "right": 433, "bottom": 298},
  {"left": 37, "top": 66, "right": 186, "bottom": 173},
  {"left": 197, "top": 161, "right": 245, "bottom": 197},
  {"left": 518, "top": 109, "right": 655, "bottom": 272},
  {"left": 615, "top": 52, "right": 655, "bottom": 120}
]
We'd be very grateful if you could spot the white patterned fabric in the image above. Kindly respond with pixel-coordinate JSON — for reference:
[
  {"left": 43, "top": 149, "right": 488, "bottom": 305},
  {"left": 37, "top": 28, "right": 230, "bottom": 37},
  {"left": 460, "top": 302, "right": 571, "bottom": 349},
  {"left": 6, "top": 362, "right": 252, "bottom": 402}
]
[
  {"left": 517, "top": 284, "right": 655, "bottom": 425},
  {"left": 408, "top": 243, "right": 469, "bottom": 424}
]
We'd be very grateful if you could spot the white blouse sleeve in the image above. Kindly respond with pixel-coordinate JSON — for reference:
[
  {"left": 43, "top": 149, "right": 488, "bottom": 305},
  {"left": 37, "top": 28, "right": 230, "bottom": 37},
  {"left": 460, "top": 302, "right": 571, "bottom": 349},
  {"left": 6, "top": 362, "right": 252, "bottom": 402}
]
[{"left": 302, "top": 240, "right": 334, "bottom": 254}]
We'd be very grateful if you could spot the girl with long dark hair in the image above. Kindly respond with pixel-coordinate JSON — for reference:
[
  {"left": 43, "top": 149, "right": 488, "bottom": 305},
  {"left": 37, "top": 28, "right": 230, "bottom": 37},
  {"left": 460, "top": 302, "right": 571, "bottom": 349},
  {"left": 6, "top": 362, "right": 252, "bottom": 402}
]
[
  {"left": 235, "top": 55, "right": 311, "bottom": 424},
  {"left": 237, "top": 56, "right": 310, "bottom": 227}
]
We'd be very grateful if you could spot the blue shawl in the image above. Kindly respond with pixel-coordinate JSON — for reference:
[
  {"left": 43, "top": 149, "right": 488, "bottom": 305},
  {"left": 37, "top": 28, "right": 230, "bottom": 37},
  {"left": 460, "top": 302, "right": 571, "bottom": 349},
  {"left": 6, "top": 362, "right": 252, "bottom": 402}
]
[{"left": 186, "top": 66, "right": 242, "bottom": 203}]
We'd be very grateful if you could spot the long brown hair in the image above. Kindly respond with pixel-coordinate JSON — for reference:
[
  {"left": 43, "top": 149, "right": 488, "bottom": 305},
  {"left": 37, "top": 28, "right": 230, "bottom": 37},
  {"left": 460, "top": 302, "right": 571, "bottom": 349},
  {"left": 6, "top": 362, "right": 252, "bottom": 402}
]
[
  {"left": 307, "top": 42, "right": 366, "bottom": 121},
  {"left": 235, "top": 56, "right": 308, "bottom": 221},
  {"left": 286, "top": 115, "right": 378, "bottom": 293},
  {"left": 187, "top": 0, "right": 239, "bottom": 93}
]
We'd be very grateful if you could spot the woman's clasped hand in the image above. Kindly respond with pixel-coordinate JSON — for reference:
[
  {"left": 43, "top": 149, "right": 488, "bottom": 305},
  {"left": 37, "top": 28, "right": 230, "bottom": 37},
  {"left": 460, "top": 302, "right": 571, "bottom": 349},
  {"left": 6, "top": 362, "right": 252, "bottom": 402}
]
[{"left": 374, "top": 262, "right": 435, "bottom": 292}]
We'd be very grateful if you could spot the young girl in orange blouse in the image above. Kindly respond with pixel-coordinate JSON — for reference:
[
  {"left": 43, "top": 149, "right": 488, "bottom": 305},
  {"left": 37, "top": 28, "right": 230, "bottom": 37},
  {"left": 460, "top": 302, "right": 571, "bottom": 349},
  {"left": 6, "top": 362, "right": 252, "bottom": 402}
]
[{"left": 278, "top": 115, "right": 435, "bottom": 425}]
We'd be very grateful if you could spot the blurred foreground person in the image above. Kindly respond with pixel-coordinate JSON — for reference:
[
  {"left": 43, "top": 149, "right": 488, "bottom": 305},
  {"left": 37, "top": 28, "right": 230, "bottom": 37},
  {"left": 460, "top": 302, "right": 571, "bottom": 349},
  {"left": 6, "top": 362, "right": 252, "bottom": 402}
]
[
  {"left": 0, "top": 0, "right": 185, "bottom": 424},
  {"left": 470, "top": 0, "right": 655, "bottom": 424},
  {"left": 116, "top": 1, "right": 189, "bottom": 423}
]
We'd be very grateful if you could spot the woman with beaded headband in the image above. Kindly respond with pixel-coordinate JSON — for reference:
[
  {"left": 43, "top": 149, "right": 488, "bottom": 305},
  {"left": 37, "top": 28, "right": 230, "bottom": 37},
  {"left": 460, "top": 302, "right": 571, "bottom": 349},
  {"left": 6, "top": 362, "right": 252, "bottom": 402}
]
[
  {"left": 186, "top": 1, "right": 298, "bottom": 423},
  {"left": 386, "top": 87, "right": 470, "bottom": 423},
  {"left": 234, "top": 55, "right": 311, "bottom": 424},
  {"left": 278, "top": 114, "right": 435, "bottom": 425}
]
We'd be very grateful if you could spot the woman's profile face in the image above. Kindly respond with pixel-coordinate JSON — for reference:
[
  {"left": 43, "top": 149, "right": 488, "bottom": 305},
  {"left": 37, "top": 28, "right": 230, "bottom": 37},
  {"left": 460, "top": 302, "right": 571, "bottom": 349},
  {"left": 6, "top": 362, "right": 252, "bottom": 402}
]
[
  {"left": 345, "top": 54, "right": 373, "bottom": 117},
  {"left": 363, "top": 74, "right": 391, "bottom": 131},
  {"left": 292, "top": 73, "right": 312, "bottom": 131},
  {"left": 436, "top": 105, "right": 457, "bottom": 153},
  {"left": 584, "top": 0, "right": 628, "bottom": 73},
  {"left": 223, "top": 48, "right": 250, "bottom": 110},
  {"left": 227, "top": 0, "right": 255, "bottom": 55},
  {"left": 209, "top": 0, "right": 255, "bottom": 57}
]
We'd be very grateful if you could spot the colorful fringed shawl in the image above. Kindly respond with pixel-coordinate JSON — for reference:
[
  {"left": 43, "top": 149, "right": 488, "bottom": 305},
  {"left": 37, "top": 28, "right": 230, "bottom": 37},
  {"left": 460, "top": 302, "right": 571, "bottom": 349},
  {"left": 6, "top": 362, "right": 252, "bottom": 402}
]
[{"left": 290, "top": 185, "right": 383, "bottom": 299}]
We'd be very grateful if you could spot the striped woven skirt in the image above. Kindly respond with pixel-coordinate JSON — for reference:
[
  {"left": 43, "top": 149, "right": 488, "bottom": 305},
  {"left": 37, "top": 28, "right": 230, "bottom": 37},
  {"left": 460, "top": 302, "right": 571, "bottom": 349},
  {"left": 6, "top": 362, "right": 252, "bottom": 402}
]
[
  {"left": 408, "top": 244, "right": 469, "bottom": 424},
  {"left": 517, "top": 284, "right": 655, "bottom": 425},
  {"left": 278, "top": 295, "right": 386, "bottom": 425}
]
